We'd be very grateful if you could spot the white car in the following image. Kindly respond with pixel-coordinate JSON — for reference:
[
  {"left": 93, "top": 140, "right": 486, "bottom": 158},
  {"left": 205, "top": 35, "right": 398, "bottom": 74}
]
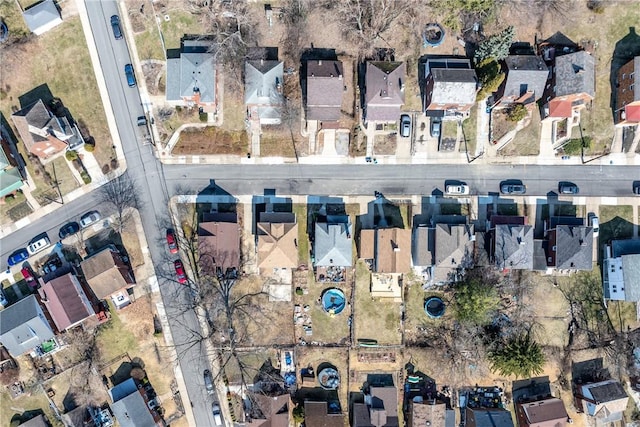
[
  {"left": 445, "top": 184, "right": 470, "bottom": 195},
  {"left": 80, "top": 211, "right": 101, "bottom": 228},
  {"left": 27, "top": 236, "right": 51, "bottom": 255},
  {"left": 589, "top": 215, "right": 599, "bottom": 237}
]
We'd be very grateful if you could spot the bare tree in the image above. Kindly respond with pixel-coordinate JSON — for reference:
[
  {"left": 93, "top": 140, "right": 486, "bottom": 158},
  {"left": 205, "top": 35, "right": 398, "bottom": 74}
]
[
  {"left": 98, "top": 172, "right": 142, "bottom": 233},
  {"left": 280, "top": 0, "right": 311, "bottom": 64}
]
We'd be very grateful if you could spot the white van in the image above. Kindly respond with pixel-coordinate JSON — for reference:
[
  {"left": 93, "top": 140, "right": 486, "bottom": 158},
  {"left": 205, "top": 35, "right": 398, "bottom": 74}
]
[
  {"left": 27, "top": 236, "right": 51, "bottom": 255},
  {"left": 212, "top": 404, "right": 222, "bottom": 426}
]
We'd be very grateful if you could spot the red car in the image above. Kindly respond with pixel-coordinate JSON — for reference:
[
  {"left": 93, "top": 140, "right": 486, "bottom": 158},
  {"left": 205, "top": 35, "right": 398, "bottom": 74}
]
[
  {"left": 174, "top": 260, "right": 187, "bottom": 284},
  {"left": 166, "top": 229, "right": 178, "bottom": 254},
  {"left": 21, "top": 266, "right": 35, "bottom": 282}
]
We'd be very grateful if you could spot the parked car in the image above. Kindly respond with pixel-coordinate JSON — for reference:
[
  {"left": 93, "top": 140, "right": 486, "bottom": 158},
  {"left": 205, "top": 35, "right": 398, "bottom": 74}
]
[
  {"left": 124, "top": 64, "right": 136, "bottom": 87},
  {"left": 204, "top": 369, "right": 214, "bottom": 394},
  {"left": 212, "top": 403, "right": 223, "bottom": 426},
  {"left": 500, "top": 183, "right": 526, "bottom": 195},
  {"left": 59, "top": 222, "right": 80, "bottom": 239},
  {"left": 21, "top": 266, "right": 35, "bottom": 282},
  {"left": 137, "top": 116, "right": 147, "bottom": 126},
  {"left": 589, "top": 214, "right": 599, "bottom": 238},
  {"left": 634, "top": 182, "right": 640, "bottom": 195},
  {"left": 27, "top": 236, "right": 51, "bottom": 256},
  {"left": 80, "top": 211, "right": 101, "bottom": 228},
  {"left": 400, "top": 114, "right": 411, "bottom": 138},
  {"left": 166, "top": 229, "right": 178, "bottom": 254},
  {"left": 110, "top": 15, "right": 123, "bottom": 40},
  {"left": 174, "top": 260, "right": 187, "bottom": 284},
  {"left": 7, "top": 248, "right": 29, "bottom": 266},
  {"left": 0, "top": 290, "right": 7, "bottom": 307},
  {"left": 445, "top": 184, "right": 470, "bottom": 195},
  {"left": 559, "top": 182, "right": 579, "bottom": 194},
  {"left": 430, "top": 119, "right": 441, "bottom": 138}
]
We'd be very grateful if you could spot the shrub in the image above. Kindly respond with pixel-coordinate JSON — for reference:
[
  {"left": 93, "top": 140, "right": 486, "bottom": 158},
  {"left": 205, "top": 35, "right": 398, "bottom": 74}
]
[
  {"left": 454, "top": 278, "right": 499, "bottom": 325},
  {"left": 476, "top": 59, "right": 505, "bottom": 100},
  {"left": 81, "top": 171, "right": 92, "bottom": 184},
  {"left": 72, "top": 158, "right": 84, "bottom": 172},
  {"left": 295, "top": 287, "right": 304, "bottom": 296},
  {"left": 199, "top": 112, "right": 208, "bottom": 122},
  {"left": 110, "top": 158, "right": 119, "bottom": 170},
  {"left": 102, "top": 164, "right": 111, "bottom": 174},
  {"left": 507, "top": 104, "right": 527, "bottom": 122},
  {"left": 65, "top": 150, "right": 78, "bottom": 161},
  {"left": 563, "top": 137, "right": 592, "bottom": 155},
  {"left": 587, "top": 0, "right": 605, "bottom": 13},
  {"left": 84, "top": 143, "right": 95, "bottom": 152}
]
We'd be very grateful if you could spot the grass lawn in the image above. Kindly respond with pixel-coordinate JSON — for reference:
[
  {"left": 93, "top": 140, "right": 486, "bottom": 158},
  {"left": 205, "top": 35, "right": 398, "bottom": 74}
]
[
  {"left": 353, "top": 260, "right": 402, "bottom": 345},
  {"left": 500, "top": 109, "right": 541, "bottom": 156},
  {"left": 260, "top": 126, "right": 301, "bottom": 158},
  {"left": 1, "top": 389, "right": 62, "bottom": 427},
  {"left": 403, "top": 278, "right": 451, "bottom": 344},
  {"left": 172, "top": 126, "right": 248, "bottom": 155},
  {"left": 0, "top": 2, "right": 29, "bottom": 42},
  {"left": 0, "top": 15, "right": 113, "bottom": 170},
  {"left": 47, "top": 157, "right": 80, "bottom": 196},
  {"left": 442, "top": 121, "right": 458, "bottom": 141},
  {"left": 293, "top": 204, "right": 310, "bottom": 264},
  {"left": 599, "top": 205, "right": 634, "bottom": 244},
  {"left": 607, "top": 300, "right": 640, "bottom": 334},
  {"left": 0, "top": 191, "right": 33, "bottom": 225},
  {"left": 460, "top": 106, "right": 477, "bottom": 154},
  {"left": 96, "top": 302, "right": 139, "bottom": 362}
]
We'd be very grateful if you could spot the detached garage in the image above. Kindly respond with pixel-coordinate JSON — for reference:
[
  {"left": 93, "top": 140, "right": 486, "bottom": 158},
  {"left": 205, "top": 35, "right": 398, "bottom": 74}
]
[{"left": 22, "top": 0, "right": 63, "bottom": 36}]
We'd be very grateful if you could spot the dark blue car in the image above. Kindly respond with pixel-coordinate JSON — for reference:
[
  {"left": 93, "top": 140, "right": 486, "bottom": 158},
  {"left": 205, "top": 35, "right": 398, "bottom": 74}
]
[
  {"left": 59, "top": 222, "right": 80, "bottom": 239},
  {"left": 8, "top": 248, "right": 29, "bottom": 266},
  {"left": 124, "top": 64, "right": 136, "bottom": 87}
]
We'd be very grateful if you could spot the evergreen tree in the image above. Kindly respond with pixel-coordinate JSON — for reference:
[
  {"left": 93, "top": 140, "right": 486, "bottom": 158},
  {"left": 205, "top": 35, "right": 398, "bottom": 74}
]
[
  {"left": 474, "top": 26, "right": 515, "bottom": 64},
  {"left": 489, "top": 333, "right": 545, "bottom": 378}
]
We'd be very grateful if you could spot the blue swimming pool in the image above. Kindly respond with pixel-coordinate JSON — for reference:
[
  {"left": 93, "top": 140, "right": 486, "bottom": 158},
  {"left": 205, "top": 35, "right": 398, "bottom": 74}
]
[{"left": 321, "top": 288, "right": 346, "bottom": 315}]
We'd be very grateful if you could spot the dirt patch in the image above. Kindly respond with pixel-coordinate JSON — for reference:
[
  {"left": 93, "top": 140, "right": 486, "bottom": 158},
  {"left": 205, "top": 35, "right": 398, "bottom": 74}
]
[
  {"left": 141, "top": 62, "right": 164, "bottom": 96},
  {"left": 260, "top": 125, "right": 307, "bottom": 158},
  {"left": 173, "top": 126, "right": 248, "bottom": 155},
  {"left": 492, "top": 110, "right": 513, "bottom": 142},
  {"left": 373, "top": 133, "right": 397, "bottom": 155}
]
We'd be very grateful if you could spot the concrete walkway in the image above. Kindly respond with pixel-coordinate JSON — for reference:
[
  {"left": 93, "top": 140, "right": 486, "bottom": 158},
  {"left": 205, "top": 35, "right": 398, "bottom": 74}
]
[{"left": 476, "top": 99, "right": 489, "bottom": 157}]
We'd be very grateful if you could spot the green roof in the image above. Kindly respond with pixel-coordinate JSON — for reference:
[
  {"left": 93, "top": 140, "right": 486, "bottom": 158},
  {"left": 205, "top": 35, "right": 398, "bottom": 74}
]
[{"left": 0, "top": 167, "right": 23, "bottom": 198}]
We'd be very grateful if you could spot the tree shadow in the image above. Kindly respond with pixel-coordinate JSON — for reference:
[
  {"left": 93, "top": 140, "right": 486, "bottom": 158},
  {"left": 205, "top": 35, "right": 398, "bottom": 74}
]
[{"left": 610, "top": 27, "right": 640, "bottom": 120}]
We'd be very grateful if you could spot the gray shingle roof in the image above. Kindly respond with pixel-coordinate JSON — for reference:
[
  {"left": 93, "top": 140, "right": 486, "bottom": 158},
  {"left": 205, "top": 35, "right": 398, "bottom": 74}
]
[
  {"left": 412, "top": 226, "right": 433, "bottom": 267},
  {"left": 467, "top": 409, "right": 514, "bottom": 427},
  {"left": 587, "top": 381, "right": 627, "bottom": 403},
  {"left": 111, "top": 392, "right": 157, "bottom": 427},
  {"left": 365, "top": 61, "right": 406, "bottom": 122},
  {"left": 555, "top": 225, "right": 593, "bottom": 270},
  {"left": 166, "top": 38, "right": 216, "bottom": 103},
  {"left": 431, "top": 68, "right": 477, "bottom": 105},
  {"left": 245, "top": 60, "right": 284, "bottom": 106},
  {"left": 314, "top": 219, "right": 353, "bottom": 267},
  {"left": 306, "top": 60, "right": 344, "bottom": 121},
  {"left": 555, "top": 51, "right": 595, "bottom": 98},
  {"left": 22, "top": 0, "right": 62, "bottom": 35},
  {"left": 502, "top": 55, "right": 549, "bottom": 102},
  {"left": 0, "top": 295, "right": 54, "bottom": 357},
  {"left": 494, "top": 225, "right": 534, "bottom": 270}
]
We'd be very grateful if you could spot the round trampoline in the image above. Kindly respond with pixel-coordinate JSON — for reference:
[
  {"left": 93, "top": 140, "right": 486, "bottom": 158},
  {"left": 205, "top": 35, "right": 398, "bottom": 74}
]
[
  {"left": 422, "top": 23, "right": 445, "bottom": 48},
  {"left": 321, "top": 288, "right": 346, "bottom": 315},
  {"left": 0, "top": 21, "right": 8, "bottom": 44},
  {"left": 318, "top": 363, "right": 340, "bottom": 390},
  {"left": 424, "top": 296, "right": 446, "bottom": 318}
]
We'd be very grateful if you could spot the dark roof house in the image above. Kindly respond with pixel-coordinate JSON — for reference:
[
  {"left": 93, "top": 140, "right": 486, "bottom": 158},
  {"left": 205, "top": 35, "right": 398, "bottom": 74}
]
[
  {"left": 578, "top": 380, "right": 628, "bottom": 424},
  {"left": 305, "top": 60, "right": 344, "bottom": 122},
  {"left": 614, "top": 56, "right": 640, "bottom": 125},
  {"left": 110, "top": 378, "right": 162, "bottom": 427},
  {"left": 546, "top": 51, "right": 595, "bottom": 119},
  {"left": 314, "top": 216, "right": 353, "bottom": 267},
  {"left": 22, "top": 0, "right": 62, "bottom": 35},
  {"left": 516, "top": 397, "right": 568, "bottom": 427},
  {"left": 18, "top": 414, "right": 50, "bottom": 427},
  {"left": 11, "top": 99, "right": 84, "bottom": 158},
  {"left": 497, "top": 55, "right": 549, "bottom": 106},
  {"left": 166, "top": 36, "right": 217, "bottom": 111},
  {"left": 80, "top": 247, "right": 134, "bottom": 309},
  {"left": 246, "top": 393, "right": 290, "bottom": 427},
  {"left": 353, "top": 385, "right": 399, "bottom": 427},
  {"left": 0, "top": 295, "right": 55, "bottom": 357},
  {"left": 38, "top": 273, "right": 95, "bottom": 331},
  {"left": 245, "top": 59, "right": 284, "bottom": 125},
  {"left": 492, "top": 224, "right": 534, "bottom": 270},
  {"left": 198, "top": 212, "right": 240, "bottom": 276},
  {"left": 304, "top": 401, "right": 345, "bottom": 427},
  {"left": 466, "top": 408, "right": 514, "bottom": 427},
  {"left": 424, "top": 57, "right": 477, "bottom": 118},
  {"left": 432, "top": 223, "right": 475, "bottom": 284},
  {"left": 546, "top": 225, "right": 593, "bottom": 271},
  {"left": 364, "top": 61, "right": 406, "bottom": 122}
]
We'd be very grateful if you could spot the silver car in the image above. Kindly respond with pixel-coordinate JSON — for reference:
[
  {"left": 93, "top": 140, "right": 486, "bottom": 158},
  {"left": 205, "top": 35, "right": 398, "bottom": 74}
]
[{"left": 80, "top": 211, "right": 101, "bottom": 228}]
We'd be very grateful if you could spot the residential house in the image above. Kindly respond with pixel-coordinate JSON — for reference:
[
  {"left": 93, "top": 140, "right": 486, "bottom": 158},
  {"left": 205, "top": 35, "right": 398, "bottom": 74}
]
[
  {"left": 545, "top": 222, "right": 593, "bottom": 271},
  {"left": 245, "top": 59, "right": 284, "bottom": 125},
  {"left": 80, "top": 247, "right": 134, "bottom": 309},
  {"left": 360, "top": 227, "right": 411, "bottom": 300},
  {"left": 257, "top": 212, "right": 298, "bottom": 271},
  {"left": 198, "top": 212, "right": 240, "bottom": 277},
  {"left": 413, "top": 219, "right": 475, "bottom": 286},
  {"left": 363, "top": 61, "right": 406, "bottom": 123},
  {"left": 516, "top": 398, "right": 569, "bottom": 427},
  {"left": 109, "top": 378, "right": 162, "bottom": 427},
  {"left": 166, "top": 36, "right": 217, "bottom": 112},
  {"left": 353, "top": 385, "right": 399, "bottom": 427},
  {"left": 304, "top": 401, "right": 346, "bottom": 427},
  {"left": 0, "top": 125, "right": 24, "bottom": 198},
  {"left": 490, "top": 217, "right": 534, "bottom": 270},
  {"left": 305, "top": 60, "right": 344, "bottom": 122},
  {"left": 603, "top": 238, "right": 640, "bottom": 302},
  {"left": 545, "top": 51, "right": 595, "bottom": 120},
  {"left": 11, "top": 99, "right": 84, "bottom": 158},
  {"left": 0, "top": 295, "right": 55, "bottom": 357},
  {"left": 495, "top": 55, "right": 549, "bottom": 107},
  {"left": 313, "top": 216, "right": 353, "bottom": 268},
  {"left": 18, "top": 414, "right": 50, "bottom": 427},
  {"left": 408, "top": 400, "right": 455, "bottom": 427},
  {"left": 614, "top": 56, "right": 640, "bottom": 125},
  {"left": 22, "top": 0, "right": 62, "bottom": 36},
  {"left": 577, "top": 380, "right": 628, "bottom": 425},
  {"left": 466, "top": 408, "right": 514, "bottom": 427},
  {"left": 246, "top": 393, "right": 290, "bottom": 427},
  {"left": 38, "top": 273, "right": 95, "bottom": 332},
  {"left": 423, "top": 57, "right": 477, "bottom": 119}
]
